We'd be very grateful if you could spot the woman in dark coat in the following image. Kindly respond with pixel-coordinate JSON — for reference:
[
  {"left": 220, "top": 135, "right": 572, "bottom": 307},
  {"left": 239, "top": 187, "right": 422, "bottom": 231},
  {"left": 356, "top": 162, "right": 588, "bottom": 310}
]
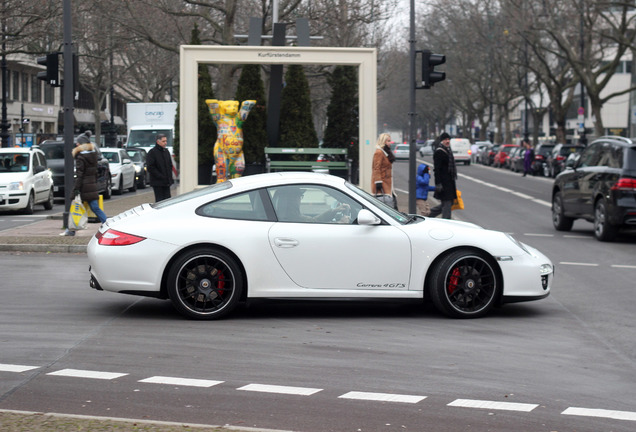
[{"left": 429, "top": 132, "right": 457, "bottom": 219}]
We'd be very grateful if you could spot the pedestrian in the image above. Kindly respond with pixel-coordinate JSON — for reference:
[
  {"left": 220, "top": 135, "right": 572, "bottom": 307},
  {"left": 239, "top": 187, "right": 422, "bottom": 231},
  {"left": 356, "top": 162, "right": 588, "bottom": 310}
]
[
  {"left": 371, "top": 133, "right": 397, "bottom": 209},
  {"left": 416, "top": 163, "right": 436, "bottom": 216},
  {"left": 146, "top": 133, "right": 174, "bottom": 202},
  {"left": 429, "top": 132, "right": 457, "bottom": 219},
  {"left": 522, "top": 139, "right": 534, "bottom": 177},
  {"left": 60, "top": 134, "right": 107, "bottom": 236}
]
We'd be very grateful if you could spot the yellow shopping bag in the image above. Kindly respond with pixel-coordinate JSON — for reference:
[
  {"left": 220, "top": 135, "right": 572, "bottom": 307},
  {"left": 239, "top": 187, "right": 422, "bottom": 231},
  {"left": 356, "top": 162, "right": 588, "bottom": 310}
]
[
  {"left": 452, "top": 190, "right": 464, "bottom": 211},
  {"left": 68, "top": 195, "right": 88, "bottom": 230}
]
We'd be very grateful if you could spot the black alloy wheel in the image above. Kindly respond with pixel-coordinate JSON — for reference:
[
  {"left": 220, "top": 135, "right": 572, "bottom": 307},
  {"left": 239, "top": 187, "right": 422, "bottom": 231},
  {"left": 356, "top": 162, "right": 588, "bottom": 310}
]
[
  {"left": 167, "top": 247, "right": 243, "bottom": 320},
  {"left": 430, "top": 250, "right": 499, "bottom": 318},
  {"left": 594, "top": 199, "right": 618, "bottom": 242}
]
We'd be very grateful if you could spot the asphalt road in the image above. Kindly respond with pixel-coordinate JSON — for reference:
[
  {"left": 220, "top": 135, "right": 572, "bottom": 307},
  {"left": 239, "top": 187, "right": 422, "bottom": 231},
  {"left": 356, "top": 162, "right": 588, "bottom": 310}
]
[{"left": 1, "top": 160, "right": 636, "bottom": 432}]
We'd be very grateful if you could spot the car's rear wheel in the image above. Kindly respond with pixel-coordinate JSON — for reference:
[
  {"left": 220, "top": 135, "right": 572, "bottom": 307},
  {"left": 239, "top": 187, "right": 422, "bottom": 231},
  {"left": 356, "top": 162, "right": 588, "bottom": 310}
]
[
  {"left": 429, "top": 250, "right": 499, "bottom": 318},
  {"left": 167, "top": 247, "right": 243, "bottom": 320},
  {"left": 552, "top": 191, "right": 574, "bottom": 231},
  {"left": 43, "top": 188, "right": 54, "bottom": 210},
  {"left": 594, "top": 199, "right": 618, "bottom": 242}
]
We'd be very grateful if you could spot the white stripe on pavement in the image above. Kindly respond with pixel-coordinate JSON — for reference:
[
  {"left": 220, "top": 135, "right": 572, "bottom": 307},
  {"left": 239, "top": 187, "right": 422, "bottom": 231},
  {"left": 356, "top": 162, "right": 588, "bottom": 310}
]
[
  {"left": 448, "top": 399, "right": 538, "bottom": 412},
  {"left": 562, "top": 407, "right": 636, "bottom": 421},
  {"left": 139, "top": 376, "right": 223, "bottom": 388},
  {"left": 0, "top": 363, "right": 39, "bottom": 373},
  {"left": 339, "top": 391, "right": 426, "bottom": 404},
  {"left": 611, "top": 264, "right": 636, "bottom": 269},
  {"left": 47, "top": 369, "right": 128, "bottom": 380},
  {"left": 237, "top": 384, "right": 322, "bottom": 396},
  {"left": 559, "top": 262, "right": 599, "bottom": 267},
  {"left": 523, "top": 233, "right": 554, "bottom": 237}
]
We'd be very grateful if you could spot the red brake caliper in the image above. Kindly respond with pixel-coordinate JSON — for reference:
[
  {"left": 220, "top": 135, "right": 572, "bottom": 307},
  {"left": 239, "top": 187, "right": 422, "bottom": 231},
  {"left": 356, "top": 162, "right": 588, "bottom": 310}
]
[
  {"left": 448, "top": 268, "right": 460, "bottom": 294},
  {"left": 217, "top": 271, "right": 225, "bottom": 296}
]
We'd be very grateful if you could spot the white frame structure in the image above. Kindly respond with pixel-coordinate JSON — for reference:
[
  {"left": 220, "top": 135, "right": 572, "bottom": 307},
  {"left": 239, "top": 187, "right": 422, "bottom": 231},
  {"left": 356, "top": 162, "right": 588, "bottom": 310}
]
[{"left": 179, "top": 45, "right": 377, "bottom": 194}]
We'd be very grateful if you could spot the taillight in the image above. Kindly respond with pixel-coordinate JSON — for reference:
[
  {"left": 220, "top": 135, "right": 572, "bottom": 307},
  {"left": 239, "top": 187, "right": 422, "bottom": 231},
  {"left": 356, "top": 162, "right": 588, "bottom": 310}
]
[
  {"left": 536, "top": 155, "right": 545, "bottom": 160},
  {"left": 468, "top": 150, "right": 472, "bottom": 155},
  {"left": 611, "top": 178, "right": 636, "bottom": 191},
  {"left": 556, "top": 155, "right": 565, "bottom": 161},
  {"left": 96, "top": 229, "right": 146, "bottom": 246}
]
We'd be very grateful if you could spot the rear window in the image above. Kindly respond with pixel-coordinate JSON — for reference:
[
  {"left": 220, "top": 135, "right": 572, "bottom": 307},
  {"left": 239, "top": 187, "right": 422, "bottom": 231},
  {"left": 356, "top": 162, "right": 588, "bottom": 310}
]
[{"left": 41, "top": 143, "right": 65, "bottom": 159}]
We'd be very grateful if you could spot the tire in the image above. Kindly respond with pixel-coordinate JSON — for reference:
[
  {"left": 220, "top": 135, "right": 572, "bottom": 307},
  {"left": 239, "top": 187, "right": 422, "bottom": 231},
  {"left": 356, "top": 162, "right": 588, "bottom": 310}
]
[
  {"left": 23, "top": 192, "right": 35, "bottom": 215},
  {"left": 429, "top": 250, "right": 500, "bottom": 318},
  {"left": 129, "top": 175, "right": 137, "bottom": 192},
  {"left": 167, "top": 247, "right": 244, "bottom": 320},
  {"left": 103, "top": 178, "right": 112, "bottom": 200},
  {"left": 43, "top": 188, "right": 54, "bottom": 210},
  {"left": 594, "top": 199, "right": 618, "bottom": 242},
  {"left": 139, "top": 172, "right": 147, "bottom": 189},
  {"left": 552, "top": 191, "right": 574, "bottom": 231}
]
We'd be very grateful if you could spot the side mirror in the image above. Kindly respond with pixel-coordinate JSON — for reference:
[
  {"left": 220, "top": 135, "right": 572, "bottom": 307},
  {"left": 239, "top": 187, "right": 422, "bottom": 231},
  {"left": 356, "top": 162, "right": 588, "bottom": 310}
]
[
  {"left": 357, "top": 209, "right": 381, "bottom": 226},
  {"left": 122, "top": 158, "right": 132, "bottom": 164}
]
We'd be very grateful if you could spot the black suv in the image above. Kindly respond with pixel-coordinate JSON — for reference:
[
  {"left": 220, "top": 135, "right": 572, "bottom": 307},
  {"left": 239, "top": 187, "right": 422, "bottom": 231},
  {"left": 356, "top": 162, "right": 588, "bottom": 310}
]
[
  {"left": 40, "top": 140, "right": 112, "bottom": 199},
  {"left": 551, "top": 136, "right": 636, "bottom": 241}
]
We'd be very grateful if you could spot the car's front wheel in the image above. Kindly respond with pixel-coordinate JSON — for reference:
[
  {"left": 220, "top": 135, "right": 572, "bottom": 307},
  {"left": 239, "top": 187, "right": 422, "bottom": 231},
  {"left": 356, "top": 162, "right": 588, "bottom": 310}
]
[
  {"left": 552, "top": 191, "right": 574, "bottom": 231},
  {"left": 167, "top": 247, "right": 244, "bottom": 320},
  {"left": 429, "top": 250, "right": 500, "bottom": 318},
  {"left": 23, "top": 192, "right": 35, "bottom": 215},
  {"left": 594, "top": 199, "right": 618, "bottom": 242}
]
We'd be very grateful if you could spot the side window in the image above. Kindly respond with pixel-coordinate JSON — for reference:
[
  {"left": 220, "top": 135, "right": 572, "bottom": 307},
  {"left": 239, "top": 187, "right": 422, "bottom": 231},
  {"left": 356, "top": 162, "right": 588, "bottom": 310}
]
[
  {"left": 578, "top": 143, "right": 601, "bottom": 167},
  {"left": 597, "top": 143, "right": 621, "bottom": 168},
  {"left": 197, "top": 190, "right": 268, "bottom": 221},
  {"left": 268, "top": 184, "right": 363, "bottom": 224}
]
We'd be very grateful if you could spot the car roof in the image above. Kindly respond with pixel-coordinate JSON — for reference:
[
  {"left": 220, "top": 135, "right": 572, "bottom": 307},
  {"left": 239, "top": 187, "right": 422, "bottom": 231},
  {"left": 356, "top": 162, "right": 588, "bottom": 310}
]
[{"left": 0, "top": 147, "right": 34, "bottom": 153}]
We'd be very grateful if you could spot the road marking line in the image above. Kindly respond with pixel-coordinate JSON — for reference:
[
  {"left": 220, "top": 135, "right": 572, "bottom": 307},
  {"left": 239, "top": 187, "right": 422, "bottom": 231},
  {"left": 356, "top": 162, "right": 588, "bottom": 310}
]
[
  {"left": 339, "top": 391, "right": 426, "bottom": 404},
  {"left": 448, "top": 399, "right": 538, "bottom": 412},
  {"left": 562, "top": 407, "right": 636, "bottom": 421},
  {"left": 611, "top": 264, "right": 636, "bottom": 269},
  {"left": 523, "top": 233, "right": 554, "bottom": 237},
  {"left": 47, "top": 369, "right": 128, "bottom": 380},
  {"left": 0, "top": 363, "right": 39, "bottom": 373},
  {"left": 459, "top": 173, "right": 552, "bottom": 207},
  {"left": 563, "top": 235, "right": 589, "bottom": 239},
  {"left": 139, "top": 376, "right": 223, "bottom": 388},
  {"left": 237, "top": 383, "right": 322, "bottom": 396},
  {"left": 559, "top": 262, "right": 599, "bottom": 267}
]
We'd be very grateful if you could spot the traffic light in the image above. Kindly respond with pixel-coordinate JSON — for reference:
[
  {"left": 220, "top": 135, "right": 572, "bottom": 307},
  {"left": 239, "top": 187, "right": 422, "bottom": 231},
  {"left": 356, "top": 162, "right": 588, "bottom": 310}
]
[
  {"left": 421, "top": 50, "right": 446, "bottom": 89},
  {"left": 37, "top": 53, "right": 59, "bottom": 87}
]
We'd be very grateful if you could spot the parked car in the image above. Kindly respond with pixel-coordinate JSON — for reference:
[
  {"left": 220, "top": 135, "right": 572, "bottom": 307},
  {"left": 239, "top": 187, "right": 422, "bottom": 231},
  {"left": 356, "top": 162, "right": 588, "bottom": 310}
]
[
  {"left": 546, "top": 144, "right": 585, "bottom": 178},
  {"left": 493, "top": 144, "right": 518, "bottom": 168},
  {"left": 474, "top": 141, "right": 493, "bottom": 164},
  {"left": 88, "top": 172, "right": 553, "bottom": 320},
  {"left": 450, "top": 138, "right": 472, "bottom": 165},
  {"left": 531, "top": 143, "right": 556, "bottom": 176},
  {"left": 551, "top": 136, "right": 636, "bottom": 241},
  {"left": 478, "top": 143, "right": 495, "bottom": 165},
  {"left": 101, "top": 148, "right": 137, "bottom": 195},
  {"left": 394, "top": 144, "right": 410, "bottom": 159},
  {"left": 39, "top": 140, "right": 112, "bottom": 199},
  {"left": 419, "top": 139, "right": 436, "bottom": 157},
  {"left": 124, "top": 148, "right": 150, "bottom": 189},
  {"left": 508, "top": 146, "right": 526, "bottom": 172},
  {"left": 0, "top": 147, "right": 54, "bottom": 214}
]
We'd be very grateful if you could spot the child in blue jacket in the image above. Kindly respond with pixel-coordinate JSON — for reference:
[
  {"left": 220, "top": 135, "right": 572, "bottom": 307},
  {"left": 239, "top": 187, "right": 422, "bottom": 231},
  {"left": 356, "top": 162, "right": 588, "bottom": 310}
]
[{"left": 416, "top": 163, "right": 436, "bottom": 216}]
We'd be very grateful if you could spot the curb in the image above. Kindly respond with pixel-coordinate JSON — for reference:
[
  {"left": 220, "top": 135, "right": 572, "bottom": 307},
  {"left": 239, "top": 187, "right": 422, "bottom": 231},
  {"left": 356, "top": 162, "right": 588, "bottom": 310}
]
[{"left": 0, "top": 244, "right": 88, "bottom": 253}]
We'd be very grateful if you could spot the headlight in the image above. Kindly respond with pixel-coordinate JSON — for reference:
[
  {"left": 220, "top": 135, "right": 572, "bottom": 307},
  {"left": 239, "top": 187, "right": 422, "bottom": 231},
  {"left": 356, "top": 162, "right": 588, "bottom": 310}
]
[
  {"left": 540, "top": 264, "right": 553, "bottom": 275},
  {"left": 134, "top": 165, "right": 141, "bottom": 173},
  {"left": 8, "top": 181, "right": 24, "bottom": 191}
]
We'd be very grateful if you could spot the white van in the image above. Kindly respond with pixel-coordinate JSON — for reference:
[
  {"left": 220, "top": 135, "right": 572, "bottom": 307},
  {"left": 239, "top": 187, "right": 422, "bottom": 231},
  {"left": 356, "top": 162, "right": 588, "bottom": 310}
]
[{"left": 450, "top": 138, "right": 472, "bottom": 165}]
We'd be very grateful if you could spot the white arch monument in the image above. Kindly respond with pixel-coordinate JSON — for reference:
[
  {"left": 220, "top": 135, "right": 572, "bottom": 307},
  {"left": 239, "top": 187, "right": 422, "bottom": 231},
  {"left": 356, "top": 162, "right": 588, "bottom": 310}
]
[{"left": 179, "top": 45, "right": 377, "bottom": 194}]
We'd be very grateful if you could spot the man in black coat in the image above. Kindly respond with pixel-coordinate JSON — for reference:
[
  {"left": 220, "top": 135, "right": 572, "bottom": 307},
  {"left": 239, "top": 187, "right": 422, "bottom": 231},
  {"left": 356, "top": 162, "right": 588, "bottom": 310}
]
[
  {"left": 429, "top": 132, "right": 457, "bottom": 219},
  {"left": 146, "top": 134, "right": 174, "bottom": 202}
]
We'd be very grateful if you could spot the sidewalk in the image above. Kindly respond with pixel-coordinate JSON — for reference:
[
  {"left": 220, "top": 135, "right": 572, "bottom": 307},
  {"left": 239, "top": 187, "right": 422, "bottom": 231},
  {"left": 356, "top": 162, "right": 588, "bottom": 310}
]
[{"left": 0, "top": 190, "right": 155, "bottom": 253}]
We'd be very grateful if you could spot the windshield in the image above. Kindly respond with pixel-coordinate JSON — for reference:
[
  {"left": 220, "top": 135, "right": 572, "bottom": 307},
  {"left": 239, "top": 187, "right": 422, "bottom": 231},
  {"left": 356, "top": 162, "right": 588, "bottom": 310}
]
[
  {"left": 346, "top": 182, "right": 411, "bottom": 224},
  {"left": 40, "top": 143, "right": 65, "bottom": 159},
  {"left": 0, "top": 153, "right": 30, "bottom": 173},
  {"left": 128, "top": 130, "right": 173, "bottom": 148}
]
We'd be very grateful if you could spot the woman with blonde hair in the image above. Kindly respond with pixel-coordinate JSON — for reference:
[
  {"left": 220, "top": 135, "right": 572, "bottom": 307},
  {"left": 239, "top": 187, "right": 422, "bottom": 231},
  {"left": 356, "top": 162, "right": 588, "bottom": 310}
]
[{"left": 371, "top": 133, "right": 397, "bottom": 208}]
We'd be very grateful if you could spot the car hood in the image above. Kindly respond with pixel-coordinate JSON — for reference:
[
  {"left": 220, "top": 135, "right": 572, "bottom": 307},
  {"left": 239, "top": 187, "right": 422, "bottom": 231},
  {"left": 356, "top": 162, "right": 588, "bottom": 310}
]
[{"left": 0, "top": 172, "right": 30, "bottom": 183}]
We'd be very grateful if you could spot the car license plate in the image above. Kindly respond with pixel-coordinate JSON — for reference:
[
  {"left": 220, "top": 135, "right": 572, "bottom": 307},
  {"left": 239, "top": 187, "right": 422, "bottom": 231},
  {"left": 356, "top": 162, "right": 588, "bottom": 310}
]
[{"left": 54, "top": 186, "right": 59, "bottom": 192}]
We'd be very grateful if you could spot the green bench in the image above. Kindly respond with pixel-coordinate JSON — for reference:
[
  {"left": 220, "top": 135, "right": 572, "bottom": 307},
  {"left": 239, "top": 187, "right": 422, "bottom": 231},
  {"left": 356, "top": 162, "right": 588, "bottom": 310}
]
[{"left": 264, "top": 147, "right": 351, "bottom": 180}]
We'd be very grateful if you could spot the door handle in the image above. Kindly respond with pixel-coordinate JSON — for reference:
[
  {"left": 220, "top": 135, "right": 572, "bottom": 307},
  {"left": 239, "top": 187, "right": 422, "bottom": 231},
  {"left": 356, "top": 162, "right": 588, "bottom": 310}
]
[{"left": 274, "top": 238, "right": 299, "bottom": 248}]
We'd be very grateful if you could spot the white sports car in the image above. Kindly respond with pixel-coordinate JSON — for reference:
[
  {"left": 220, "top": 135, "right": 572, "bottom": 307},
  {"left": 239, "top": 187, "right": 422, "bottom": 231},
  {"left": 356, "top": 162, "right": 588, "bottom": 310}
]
[{"left": 88, "top": 172, "right": 553, "bottom": 319}]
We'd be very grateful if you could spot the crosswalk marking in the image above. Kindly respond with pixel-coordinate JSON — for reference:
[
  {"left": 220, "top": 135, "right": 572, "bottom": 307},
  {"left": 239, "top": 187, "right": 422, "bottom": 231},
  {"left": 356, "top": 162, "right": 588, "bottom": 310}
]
[
  {"left": 448, "top": 399, "right": 538, "bottom": 412},
  {"left": 47, "top": 369, "right": 128, "bottom": 380},
  {"left": 237, "top": 383, "right": 322, "bottom": 396},
  {"left": 0, "top": 363, "right": 39, "bottom": 373},
  {"left": 339, "top": 391, "right": 426, "bottom": 404},
  {"left": 139, "top": 376, "right": 223, "bottom": 388},
  {"left": 562, "top": 407, "right": 636, "bottom": 421}
]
